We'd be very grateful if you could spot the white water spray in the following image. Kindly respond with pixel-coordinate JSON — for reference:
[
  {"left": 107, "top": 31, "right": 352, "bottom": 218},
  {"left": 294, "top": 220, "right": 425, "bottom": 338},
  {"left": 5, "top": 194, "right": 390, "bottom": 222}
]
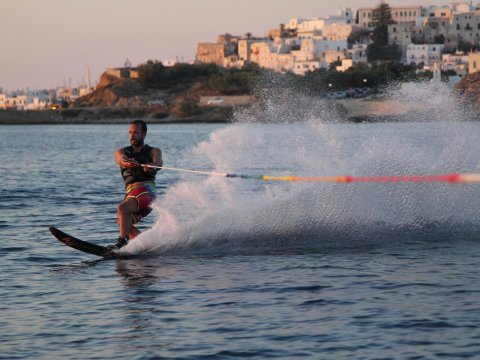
[{"left": 126, "top": 81, "right": 480, "bottom": 255}]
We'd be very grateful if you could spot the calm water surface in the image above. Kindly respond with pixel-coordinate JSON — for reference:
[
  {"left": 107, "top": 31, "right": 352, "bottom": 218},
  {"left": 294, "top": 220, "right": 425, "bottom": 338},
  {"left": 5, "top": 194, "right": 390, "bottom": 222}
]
[{"left": 1, "top": 123, "right": 480, "bottom": 359}]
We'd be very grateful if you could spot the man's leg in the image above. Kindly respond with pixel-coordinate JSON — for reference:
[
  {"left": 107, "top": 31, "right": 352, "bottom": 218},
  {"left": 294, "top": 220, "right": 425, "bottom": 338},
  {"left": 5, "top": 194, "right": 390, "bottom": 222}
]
[
  {"left": 129, "top": 225, "right": 140, "bottom": 240},
  {"left": 117, "top": 197, "right": 138, "bottom": 239}
]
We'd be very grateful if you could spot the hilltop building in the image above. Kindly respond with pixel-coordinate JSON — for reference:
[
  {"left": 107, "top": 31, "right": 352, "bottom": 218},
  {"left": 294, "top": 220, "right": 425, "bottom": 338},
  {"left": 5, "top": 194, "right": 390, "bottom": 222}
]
[
  {"left": 357, "top": 6, "right": 423, "bottom": 29},
  {"left": 194, "top": 3, "right": 480, "bottom": 77},
  {"left": 196, "top": 7, "right": 355, "bottom": 75},
  {"left": 196, "top": 33, "right": 243, "bottom": 67},
  {"left": 105, "top": 67, "right": 139, "bottom": 79},
  {"left": 452, "top": 10, "right": 480, "bottom": 47},
  {"left": 406, "top": 43, "right": 445, "bottom": 67}
]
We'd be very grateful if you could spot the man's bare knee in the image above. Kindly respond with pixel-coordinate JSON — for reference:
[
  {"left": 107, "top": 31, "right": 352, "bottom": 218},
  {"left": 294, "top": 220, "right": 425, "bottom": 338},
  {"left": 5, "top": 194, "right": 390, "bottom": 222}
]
[
  {"left": 118, "top": 199, "right": 137, "bottom": 215},
  {"left": 118, "top": 202, "right": 129, "bottom": 215}
]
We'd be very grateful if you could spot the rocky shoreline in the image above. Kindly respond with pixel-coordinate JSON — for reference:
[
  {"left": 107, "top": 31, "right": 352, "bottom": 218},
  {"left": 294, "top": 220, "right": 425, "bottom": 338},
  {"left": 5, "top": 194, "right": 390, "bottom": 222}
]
[
  {"left": 2, "top": 97, "right": 478, "bottom": 125},
  {"left": 0, "top": 107, "right": 234, "bottom": 125}
]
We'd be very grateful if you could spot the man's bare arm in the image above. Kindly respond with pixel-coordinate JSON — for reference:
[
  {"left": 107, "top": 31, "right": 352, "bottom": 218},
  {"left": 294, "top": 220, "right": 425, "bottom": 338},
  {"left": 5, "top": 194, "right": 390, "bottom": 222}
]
[
  {"left": 150, "top": 148, "right": 163, "bottom": 168},
  {"left": 114, "top": 148, "right": 138, "bottom": 168}
]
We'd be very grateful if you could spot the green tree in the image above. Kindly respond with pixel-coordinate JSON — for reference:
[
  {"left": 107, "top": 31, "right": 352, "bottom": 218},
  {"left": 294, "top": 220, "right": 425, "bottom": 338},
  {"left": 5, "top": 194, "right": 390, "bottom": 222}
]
[
  {"left": 137, "top": 60, "right": 166, "bottom": 86},
  {"left": 371, "top": 0, "right": 394, "bottom": 46},
  {"left": 137, "top": 61, "right": 220, "bottom": 89},
  {"left": 205, "top": 68, "right": 256, "bottom": 95},
  {"left": 368, "top": 1, "right": 401, "bottom": 62}
]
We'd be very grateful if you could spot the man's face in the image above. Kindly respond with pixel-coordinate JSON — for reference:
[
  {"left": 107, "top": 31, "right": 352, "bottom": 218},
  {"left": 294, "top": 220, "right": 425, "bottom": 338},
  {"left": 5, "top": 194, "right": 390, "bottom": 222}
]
[{"left": 129, "top": 124, "right": 145, "bottom": 147}]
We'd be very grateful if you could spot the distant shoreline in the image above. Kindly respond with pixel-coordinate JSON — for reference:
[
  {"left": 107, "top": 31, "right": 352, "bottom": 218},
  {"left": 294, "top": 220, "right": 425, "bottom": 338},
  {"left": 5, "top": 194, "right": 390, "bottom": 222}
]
[
  {"left": 2, "top": 99, "right": 476, "bottom": 125},
  {"left": 0, "top": 109, "right": 232, "bottom": 125}
]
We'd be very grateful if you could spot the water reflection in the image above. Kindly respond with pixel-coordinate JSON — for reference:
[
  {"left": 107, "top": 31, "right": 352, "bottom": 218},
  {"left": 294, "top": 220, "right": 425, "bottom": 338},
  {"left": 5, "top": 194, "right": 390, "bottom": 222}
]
[{"left": 115, "top": 258, "right": 164, "bottom": 287}]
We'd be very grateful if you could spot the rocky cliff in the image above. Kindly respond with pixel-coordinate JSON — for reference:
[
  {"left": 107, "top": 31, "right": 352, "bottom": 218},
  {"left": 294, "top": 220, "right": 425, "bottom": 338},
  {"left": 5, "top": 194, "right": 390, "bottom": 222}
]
[
  {"left": 73, "top": 73, "right": 147, "bottom": 108},
  {"left": 63, "top": 72, "right": 232, "bottom": 122}
]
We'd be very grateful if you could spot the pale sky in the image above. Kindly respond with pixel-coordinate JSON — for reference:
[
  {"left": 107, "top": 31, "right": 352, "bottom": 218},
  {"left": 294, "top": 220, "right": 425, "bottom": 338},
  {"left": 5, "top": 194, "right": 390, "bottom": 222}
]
[{"left": 1, "top": 0, "right": 454, "bottom": 90}]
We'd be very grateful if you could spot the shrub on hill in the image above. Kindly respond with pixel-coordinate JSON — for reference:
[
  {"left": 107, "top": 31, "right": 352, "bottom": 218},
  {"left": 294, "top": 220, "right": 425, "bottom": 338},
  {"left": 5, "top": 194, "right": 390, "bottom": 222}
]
[
  {"left": 138, "top": 60, "right": 259, "bottom": 95},
  {"left": 299, "top": 63, "right": 418, "bottom": 94},
  {"left": 204, "top": 68, "right": 257, "bottom": 95},
  {"left": 137, "top": 61, "right": 219, "bottom": 89}
]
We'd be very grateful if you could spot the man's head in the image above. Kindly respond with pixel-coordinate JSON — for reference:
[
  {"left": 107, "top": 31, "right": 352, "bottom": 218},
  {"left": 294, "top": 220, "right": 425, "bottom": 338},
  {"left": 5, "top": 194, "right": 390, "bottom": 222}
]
[{"left": 129, "top": 119, "right": 147, "bottom": 147}]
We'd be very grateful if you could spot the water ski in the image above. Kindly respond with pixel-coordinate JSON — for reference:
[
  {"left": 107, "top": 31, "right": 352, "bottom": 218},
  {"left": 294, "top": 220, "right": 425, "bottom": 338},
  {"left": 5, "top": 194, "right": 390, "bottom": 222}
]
[{"left": 49, "top": 226, "right": 121, "bottom": 259}]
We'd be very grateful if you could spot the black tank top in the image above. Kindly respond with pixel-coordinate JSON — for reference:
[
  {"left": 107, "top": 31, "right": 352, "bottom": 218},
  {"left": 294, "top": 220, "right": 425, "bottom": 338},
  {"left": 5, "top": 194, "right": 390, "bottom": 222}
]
[{"left": 121, "top": 144, "right": 156, "bottom": 187}]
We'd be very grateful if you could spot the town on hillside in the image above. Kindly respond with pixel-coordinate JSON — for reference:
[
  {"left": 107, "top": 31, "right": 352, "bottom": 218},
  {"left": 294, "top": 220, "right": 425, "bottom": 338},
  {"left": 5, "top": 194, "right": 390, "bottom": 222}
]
[
  {"left": 196, "top": 3, "right": 479, "bottom": 80},
  {"left": 3, "top": 1, "right": 480, "bottom": 111}
]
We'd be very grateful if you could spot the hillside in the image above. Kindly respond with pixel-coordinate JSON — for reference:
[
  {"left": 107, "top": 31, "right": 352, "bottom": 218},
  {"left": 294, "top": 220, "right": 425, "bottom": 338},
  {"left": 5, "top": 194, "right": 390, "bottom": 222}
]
[
  {"left": 62, "top": 70, "right": 235, "bottom": 122},
  {"left": 73, "top": 73, "right": 146, "bottom": 108}
]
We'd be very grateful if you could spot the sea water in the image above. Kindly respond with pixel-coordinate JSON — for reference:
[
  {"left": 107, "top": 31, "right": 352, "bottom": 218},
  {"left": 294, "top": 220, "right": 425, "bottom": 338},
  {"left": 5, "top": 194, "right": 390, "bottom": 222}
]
[{"left": 2, "top": 85, "right": 480, "bottom": 359}]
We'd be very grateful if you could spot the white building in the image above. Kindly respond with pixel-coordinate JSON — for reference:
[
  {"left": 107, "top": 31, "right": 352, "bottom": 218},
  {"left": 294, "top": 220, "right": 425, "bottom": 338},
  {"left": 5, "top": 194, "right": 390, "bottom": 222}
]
[
  {"left": 293, "top": 61, "right": 324, "bottom": 75},
  {"left": 0, "top": 89, "right": 51, "bottom": 110},
  {"left": 452, "top": 10, "right": 480, "bottom": 47},
  {"left": 351, "top": 44, "right": 368, "bottom": 64},
  {"left": 357, "top": 6, "right": 423, "bottom": 29},
  {"left": 287, "top": 7, "right": 353, "bottom": 32},
  {"left": 238, "top": 39, "right": 267, "bottom": 63},
  {"left": 389, "top": 23, "right": 413, "bottom": 60},
  {"left": 0, "top": 93, "right": 27, "bottom": 110},
  {"left": 25, "top": 90, "right": 49, "bottom": 110},
  {"left": 294, "top": 38, "right": 348, "bottom": 58},
  {"left": 442, "top": 51, "right": 469, "bottom": 76},
  {"left": 250, "top": 41, "right": 295, "bottom": 72},
  {"left": 406, "top": 44, "right": 445, "bottom": 67},
  {"left": 452, "top": 2, "right": 475, "bottom": 14},
  {"left": 424, "top": 5, "right": 453, "bottom": 19},
  {"left": 293, "top": 18, "right": 327, "bottom": 34},
  {"left": 322, "top": 23, "right": 355, "bottom": 41}
]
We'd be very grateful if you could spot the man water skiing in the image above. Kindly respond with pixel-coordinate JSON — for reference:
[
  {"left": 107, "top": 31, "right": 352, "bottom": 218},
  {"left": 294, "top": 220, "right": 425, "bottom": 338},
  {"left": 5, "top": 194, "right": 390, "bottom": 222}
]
[{"left": 110, "top": 119, "right": 162, "bottom": 250}]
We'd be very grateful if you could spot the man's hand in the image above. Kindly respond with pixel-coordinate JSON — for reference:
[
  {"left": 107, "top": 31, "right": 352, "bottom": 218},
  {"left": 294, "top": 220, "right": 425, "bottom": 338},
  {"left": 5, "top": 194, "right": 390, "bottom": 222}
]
[
  {"left": 122, "top": 158, "right": 140, "bottom": 168},
  {"left": 142, "top": 164, "right": 158, "bottom": 174}
]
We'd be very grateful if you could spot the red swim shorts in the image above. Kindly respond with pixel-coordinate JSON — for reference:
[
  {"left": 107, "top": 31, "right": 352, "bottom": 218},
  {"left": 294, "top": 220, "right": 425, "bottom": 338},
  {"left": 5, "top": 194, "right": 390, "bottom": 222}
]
[{"left": 125, "top": 182, "right": 156, "bottom": 223}]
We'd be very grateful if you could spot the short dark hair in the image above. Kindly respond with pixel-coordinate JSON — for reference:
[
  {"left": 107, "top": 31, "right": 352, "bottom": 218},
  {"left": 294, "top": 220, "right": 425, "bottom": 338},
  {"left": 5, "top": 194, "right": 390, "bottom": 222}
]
[{"left": 130, "top": 119, "right": 147, "bottom": 134}]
